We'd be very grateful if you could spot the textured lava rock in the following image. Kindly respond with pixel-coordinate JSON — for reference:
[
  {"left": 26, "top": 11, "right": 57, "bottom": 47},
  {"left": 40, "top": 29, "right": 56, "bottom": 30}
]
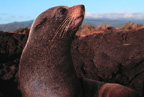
[
  {"left": 0, "top": 29, "right": 29, "bottom": 97},
  {"left": 71, "top": 29, "right": 144, "bottom": 95},
  {"left": 0, "top": 29, "right": 29, "bottom": 80}
]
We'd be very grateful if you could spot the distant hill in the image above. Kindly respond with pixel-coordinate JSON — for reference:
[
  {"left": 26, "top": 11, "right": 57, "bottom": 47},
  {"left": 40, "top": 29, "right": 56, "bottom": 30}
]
[
  {"left": 83, "top": 18, "right": 125, "bottom": 27},
  {"left": 0, "top": 18, "right": 144, "bottom": 32},
  {"left": 83, "top": 18, "right": 144, "bottom": 27},
  {"left": 0, "top": 20, "right": 33, "bottom": 32}
]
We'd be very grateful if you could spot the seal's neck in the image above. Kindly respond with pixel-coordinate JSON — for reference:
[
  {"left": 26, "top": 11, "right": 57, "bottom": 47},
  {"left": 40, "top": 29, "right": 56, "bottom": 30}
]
[
  {"left": 23, "top": 32, "right": 83, "bottom": 97},
  {"left": 46, "top": 37, "right": 83, "bottom": 97}
]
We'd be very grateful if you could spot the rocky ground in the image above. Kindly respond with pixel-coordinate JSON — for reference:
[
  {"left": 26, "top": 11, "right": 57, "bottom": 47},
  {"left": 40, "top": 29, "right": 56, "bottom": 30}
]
[
  {"left": 0, "top": 28, "right": 29, "bottom": 97},
  {"left": 0, "top": 26, "right": 144, "bottom": 97}
]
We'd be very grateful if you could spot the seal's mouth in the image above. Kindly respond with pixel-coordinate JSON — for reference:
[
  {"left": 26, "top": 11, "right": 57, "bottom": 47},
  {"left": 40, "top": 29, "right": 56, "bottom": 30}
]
[
  {"left": 77, "top": 15, "right": 84, "bottom": 20},
  {"left": 73, "top": 14, "right": 84, "bottom": 26}
]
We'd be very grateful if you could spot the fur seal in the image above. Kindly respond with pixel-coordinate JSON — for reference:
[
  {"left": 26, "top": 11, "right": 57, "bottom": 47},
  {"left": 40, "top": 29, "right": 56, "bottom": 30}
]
[
  {"left": 19, "top": 5, "right": 85, "bottom": 97},
  {"left": 18, "top": 5, "right": 140, "bottom": 97}
]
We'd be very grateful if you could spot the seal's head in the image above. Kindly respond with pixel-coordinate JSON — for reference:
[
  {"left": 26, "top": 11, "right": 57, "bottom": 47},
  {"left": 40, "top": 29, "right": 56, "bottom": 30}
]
[{"left": 29, "top": 5, "right": 85, "bottom": 43}]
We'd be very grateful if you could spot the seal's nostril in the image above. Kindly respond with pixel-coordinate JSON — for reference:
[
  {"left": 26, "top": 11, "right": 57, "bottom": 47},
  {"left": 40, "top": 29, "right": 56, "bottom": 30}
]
[{"left": 80, "top": 5, "right": 85, "bottom": 12}]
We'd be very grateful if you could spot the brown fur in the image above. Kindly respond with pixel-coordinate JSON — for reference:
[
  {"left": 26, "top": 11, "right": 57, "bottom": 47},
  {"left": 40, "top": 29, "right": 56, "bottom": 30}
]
[{"left": 18, "top": 4, "right": 140, "bottom": 97}]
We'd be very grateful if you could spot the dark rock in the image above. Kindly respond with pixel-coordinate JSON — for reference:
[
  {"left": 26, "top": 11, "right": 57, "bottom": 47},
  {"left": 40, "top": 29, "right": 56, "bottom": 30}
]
[
  {"left": 0, "top": 78, "right": 22, "bottom": 97},
  {"left": 0, "top": 30, "right": 29, "bottom": 80},
  {"left": 71, "top": 29, "right": 144, "bottom": 96},
  {"left": 0, "top": 29, "right": 29, "bottom": 97}
]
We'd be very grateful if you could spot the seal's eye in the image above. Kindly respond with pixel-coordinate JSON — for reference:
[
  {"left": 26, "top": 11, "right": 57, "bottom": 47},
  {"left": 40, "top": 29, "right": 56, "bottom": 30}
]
[
  {"left": 58, "top": 8, "right": 66, "bottom": 15},
  {"left": 54, "top": 8, "right": 67, "bottom": 21}
]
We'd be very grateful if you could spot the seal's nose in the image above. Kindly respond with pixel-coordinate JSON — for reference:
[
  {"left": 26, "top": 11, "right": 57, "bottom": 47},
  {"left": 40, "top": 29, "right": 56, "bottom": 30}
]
[
  {"left": 71, "top": 5, "right": 85, "bottom": 18},
  {"left": 72, "top": 4, "right": 85, "bottom": 12}
]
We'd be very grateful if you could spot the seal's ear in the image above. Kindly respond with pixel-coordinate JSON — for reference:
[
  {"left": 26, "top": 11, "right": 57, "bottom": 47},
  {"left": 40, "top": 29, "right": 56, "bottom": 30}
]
[{"left": 35, "top": 17, "right": 47, "bottom": 29}]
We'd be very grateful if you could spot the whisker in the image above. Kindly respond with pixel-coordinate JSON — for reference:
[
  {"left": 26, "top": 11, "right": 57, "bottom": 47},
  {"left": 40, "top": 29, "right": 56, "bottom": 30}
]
[
  {"left": 51, "top": 17, "right": 70, "bottom": 41},
  {"left": 57, "top": 17, "right": 70, "bottom": 33},
  {"left": 61, "top": 17, "right": 74, "bottom": 38},
  {"left": 49, "top": 17, "right": 71, "bottom": 48},
  {"left": 59, "top": 18, "right": 71, "bottom": 37}
]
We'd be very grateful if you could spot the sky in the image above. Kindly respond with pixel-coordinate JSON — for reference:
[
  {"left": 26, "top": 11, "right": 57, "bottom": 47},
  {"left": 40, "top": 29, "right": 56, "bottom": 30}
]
[{"left": 0, "top": 0, "right": 144, "bottom": 24}]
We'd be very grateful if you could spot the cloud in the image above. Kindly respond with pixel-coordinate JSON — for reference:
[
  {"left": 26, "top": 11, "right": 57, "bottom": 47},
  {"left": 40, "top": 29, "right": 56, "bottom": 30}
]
[{"left": 85, "top": 11, "right": 144, "bottom": 20}]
